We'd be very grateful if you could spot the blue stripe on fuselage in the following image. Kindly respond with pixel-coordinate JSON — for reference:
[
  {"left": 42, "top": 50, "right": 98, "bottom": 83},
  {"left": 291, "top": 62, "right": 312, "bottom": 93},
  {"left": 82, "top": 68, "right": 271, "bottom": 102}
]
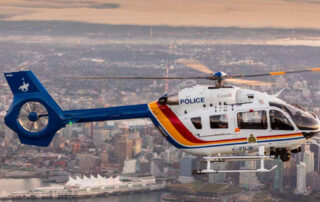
[{"left": 148, "top": 109, "right": 306, "bottom": 149}]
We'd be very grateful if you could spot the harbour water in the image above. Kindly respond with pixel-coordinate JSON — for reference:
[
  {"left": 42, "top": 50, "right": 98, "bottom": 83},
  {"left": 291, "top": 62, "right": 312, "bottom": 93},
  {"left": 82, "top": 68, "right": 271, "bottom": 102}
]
[{"left": 0, "top": 178, "right": 164, "bottom": 202}]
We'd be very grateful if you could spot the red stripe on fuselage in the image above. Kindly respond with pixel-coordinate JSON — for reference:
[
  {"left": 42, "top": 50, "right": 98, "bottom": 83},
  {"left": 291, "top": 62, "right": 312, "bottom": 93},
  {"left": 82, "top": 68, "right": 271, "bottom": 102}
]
[{"left": 157, "top": 102, "right": 247, "bottom": 144}]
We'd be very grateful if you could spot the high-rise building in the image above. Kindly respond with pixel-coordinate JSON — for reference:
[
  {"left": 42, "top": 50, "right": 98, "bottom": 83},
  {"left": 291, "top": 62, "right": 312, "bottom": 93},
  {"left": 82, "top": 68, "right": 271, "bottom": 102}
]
[
  {"left": 296, "top": 162, "right": 307, "bottom": 194},
  {"left": 114, "top": 134, "right": 133, "bottom": 171},
  {"left": 304, "top": 147, "right": 314, "bottom": 174},
  {"left": 239, "top": 161, "right": 262, "bottom": 190},
  {"left": 122, "top": 159, "right": 139, "bottom": 174},
  {"left": 72, "top": 142, "right": 81, "bottom": 154},
  {"left": 150, "top": 158, "right": 164, "bottom": 177},
  {"left": 164, "top": 148, "right": 179, "bottom": 164},
  {"left": 101, "top": 152, "right": 109, "bottom": 167},
  {"left": 133, "top": 138, "right": 142, "bottom": 156},
  {"left": 209, "top": 162, "right": 226, "bottom": 184},
  {"left": 283, "top": 158, "right": 297, "bottom": 189},
  {"left": 310, "top": 144, "right": 320, "bottom": 172},
  {"left": 273, "top": 159, "right": 284, "bottom": 192},
  {"left": 178, "top": 156, "right": 197, "bottom": 183},
  {"left": 76, "top": 154, "right": 100, "bottom": 171},
  {"left": 307, "top": 172, "right": 318, "bottom": 191}
]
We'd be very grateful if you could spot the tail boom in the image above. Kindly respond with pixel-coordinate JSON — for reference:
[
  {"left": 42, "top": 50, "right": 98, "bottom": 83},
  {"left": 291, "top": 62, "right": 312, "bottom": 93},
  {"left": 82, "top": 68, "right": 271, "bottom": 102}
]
[{"left": 64, "top": 104, "right": 150, "bottom": 123}]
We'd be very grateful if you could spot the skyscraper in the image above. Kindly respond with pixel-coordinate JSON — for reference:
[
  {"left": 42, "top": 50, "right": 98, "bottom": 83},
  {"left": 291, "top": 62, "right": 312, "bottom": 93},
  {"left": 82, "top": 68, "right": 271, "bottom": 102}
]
[
  {"left": 310, "top": 144, "right": 320, "bottom": 172},
  {"left": 178, "top": 156, "right": 197, "bottom": 183},
  {"left": 115, "top": 134, "right": 133, "bottom": 171},
  {"left": 296, "top": 162, "right": 307, "bottom": 194},
  {"left": 273, "top": 159, "right": 283, "bottom": 192},
  {"left": 209, "top": 162, "right": 226, "bottom": 184},
  {"left": 304, "top": 147, "right": 314, "bottom": 174},
  {"left": 239, "top": 161, "right": 262, "bottom": 190}
]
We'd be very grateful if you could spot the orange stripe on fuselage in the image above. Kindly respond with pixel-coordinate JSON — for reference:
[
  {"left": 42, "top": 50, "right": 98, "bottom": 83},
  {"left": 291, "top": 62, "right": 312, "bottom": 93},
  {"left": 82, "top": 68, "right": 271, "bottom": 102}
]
[
  {"left": 148, "top": 102, "right": 304, "bottom": 147},
  {"left": 149, "top": 102, "right": 194, "bottom": 146}
]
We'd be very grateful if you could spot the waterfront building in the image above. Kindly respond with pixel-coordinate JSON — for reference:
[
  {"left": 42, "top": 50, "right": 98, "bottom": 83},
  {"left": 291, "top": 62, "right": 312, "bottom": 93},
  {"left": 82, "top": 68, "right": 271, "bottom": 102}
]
[
  {"left": 1, "top": 175, "right": 162, "bottom": 200},
  {"left": 139, "top": 157, "right": 150, "bottom": 174},
  {"left": 76, "top": 154, "right": 100, "bottom": 171},
  {"left": 122, "top": 159, "right": 139, "bottom": 174},
  {"left": 178, "top": 156, "right": 197, "bottom": 183},
  {"left": 150, "top": 158, "right": 164, "bottom": 177}
]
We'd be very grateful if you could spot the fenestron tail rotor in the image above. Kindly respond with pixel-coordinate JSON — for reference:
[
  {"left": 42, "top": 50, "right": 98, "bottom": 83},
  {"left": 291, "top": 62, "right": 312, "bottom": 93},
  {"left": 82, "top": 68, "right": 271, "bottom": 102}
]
[{"left": 18, "top": 101, "right": 49, "bottom": 133}]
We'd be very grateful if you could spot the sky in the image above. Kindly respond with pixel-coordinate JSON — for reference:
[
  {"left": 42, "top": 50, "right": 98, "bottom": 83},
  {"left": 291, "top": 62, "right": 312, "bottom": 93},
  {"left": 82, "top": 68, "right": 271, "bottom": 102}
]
[{"left": 1, "top": 0, "right": 320, "bottom": 29}]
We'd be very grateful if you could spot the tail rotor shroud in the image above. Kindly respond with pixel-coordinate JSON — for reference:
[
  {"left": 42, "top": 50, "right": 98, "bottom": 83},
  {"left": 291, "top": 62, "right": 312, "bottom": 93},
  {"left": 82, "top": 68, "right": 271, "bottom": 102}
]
[{"left": 18, "top": 101, "right": 49, "bottom": 133}]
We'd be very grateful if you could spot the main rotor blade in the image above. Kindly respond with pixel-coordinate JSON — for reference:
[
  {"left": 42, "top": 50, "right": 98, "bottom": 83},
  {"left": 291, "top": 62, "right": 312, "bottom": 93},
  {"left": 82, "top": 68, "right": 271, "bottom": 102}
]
[
  {"left": 176, "top": 58, "right": 272, "bottom": 86},
  {"left": 175, "top": 59, "right": 214, "bottom": 74},
  {"left": 233, "top": 67, "right": 320, "bottom": 78},
  {"left": 226, "top": 78, "right": 274, "bottom": 86},
  {"left": 72, "top": 76, "right": 210, "bottom": 80}
]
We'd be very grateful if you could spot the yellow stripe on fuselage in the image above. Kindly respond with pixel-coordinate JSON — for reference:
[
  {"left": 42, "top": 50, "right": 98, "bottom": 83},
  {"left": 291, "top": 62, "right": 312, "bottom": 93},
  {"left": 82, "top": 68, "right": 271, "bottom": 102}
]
[
  {"left": 149, "top": 102, "right": 304, "bottom": 147},
  {"left": 257, "top": 133, "right": 303, "bottom": 140},
  {"left": 149, "top": 102, "right": 195, "bottom": 146}
]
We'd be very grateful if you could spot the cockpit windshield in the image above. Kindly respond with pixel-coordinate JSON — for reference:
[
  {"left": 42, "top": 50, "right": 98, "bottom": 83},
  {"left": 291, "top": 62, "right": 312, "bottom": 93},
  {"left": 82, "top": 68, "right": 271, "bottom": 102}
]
[{"left": 269, "top": 102, "right": 320, "bottom": 131}]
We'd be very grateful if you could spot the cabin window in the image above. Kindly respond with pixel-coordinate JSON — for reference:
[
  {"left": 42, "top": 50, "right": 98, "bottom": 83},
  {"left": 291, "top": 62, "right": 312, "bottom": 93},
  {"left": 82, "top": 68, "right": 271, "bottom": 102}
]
[
  {"left": 210, "top": 114, "right": 228, "bottom": 129},
  {"left": 237, "top": 110, "right": 268, "bottom": 129},
  {"left": 191, "top": 117, "right": 202, "bottom": 129},
  {"left": 270, "top": 110, "right": 294, "bottom": 130}
]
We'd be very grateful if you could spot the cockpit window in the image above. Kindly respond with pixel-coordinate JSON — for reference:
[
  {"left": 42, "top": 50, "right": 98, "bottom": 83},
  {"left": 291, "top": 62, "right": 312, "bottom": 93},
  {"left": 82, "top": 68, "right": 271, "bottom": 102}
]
[
  {"left": 270, "top": 110, "right": 294, "bottom": 130},
  {"left": 237, "top": 110, "right": 268, "bottom": 130},
  {"left": 191, "top": 117, "right": 202, "bottom": 129},
  {"left": 210, "top": 114, "right": 228, "bottom": 129},
  {"left": 270, "top": 102, "right": 319, "bottom": 131}
]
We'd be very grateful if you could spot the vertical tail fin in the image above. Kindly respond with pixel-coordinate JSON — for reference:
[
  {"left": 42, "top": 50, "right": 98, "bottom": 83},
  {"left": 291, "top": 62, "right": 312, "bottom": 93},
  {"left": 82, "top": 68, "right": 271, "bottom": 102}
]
[{"left": 4, "top": 71, "right": 66, "bottom": 146}]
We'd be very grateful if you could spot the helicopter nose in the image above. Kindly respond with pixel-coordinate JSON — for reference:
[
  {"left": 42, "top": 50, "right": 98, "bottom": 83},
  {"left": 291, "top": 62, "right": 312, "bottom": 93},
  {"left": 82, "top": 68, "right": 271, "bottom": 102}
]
[{"left": 302, "top": 118, "right": 320, "bottom": 139}]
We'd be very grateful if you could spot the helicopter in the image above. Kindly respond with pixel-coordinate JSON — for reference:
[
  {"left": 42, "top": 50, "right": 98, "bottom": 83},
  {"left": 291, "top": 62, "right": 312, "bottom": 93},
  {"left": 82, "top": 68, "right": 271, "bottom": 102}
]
[{"left": 3, "top": 66, "right": 320, "bottom": 174}]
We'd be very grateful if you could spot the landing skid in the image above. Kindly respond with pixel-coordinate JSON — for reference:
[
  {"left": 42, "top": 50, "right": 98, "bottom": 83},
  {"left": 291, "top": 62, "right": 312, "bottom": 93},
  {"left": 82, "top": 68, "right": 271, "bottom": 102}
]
[{"left": 194, "top": 146, "right": 278, "bottom": 174}]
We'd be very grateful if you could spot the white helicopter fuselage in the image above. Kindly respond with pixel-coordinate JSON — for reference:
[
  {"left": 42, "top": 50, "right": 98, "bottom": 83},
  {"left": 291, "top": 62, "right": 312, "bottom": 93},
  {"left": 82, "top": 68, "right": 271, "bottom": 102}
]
[{"left": 149, "top": 85, "right": 319, "bottom": 156}]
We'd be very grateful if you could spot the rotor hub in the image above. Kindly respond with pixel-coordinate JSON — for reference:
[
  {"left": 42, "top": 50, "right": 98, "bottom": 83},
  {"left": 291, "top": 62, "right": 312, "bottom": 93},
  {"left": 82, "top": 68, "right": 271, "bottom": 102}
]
[
  {"left": 28, "top": 112, "right": 38, "bottom": 122},
  {"left": 213, "top": 71, "right": 227, "bottom": 78}
]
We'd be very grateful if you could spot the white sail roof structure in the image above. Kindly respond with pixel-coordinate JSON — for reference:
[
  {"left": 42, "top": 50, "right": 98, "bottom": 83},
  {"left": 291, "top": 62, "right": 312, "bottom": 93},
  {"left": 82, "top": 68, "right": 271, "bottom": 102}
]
[
  {"left": 66, "top": 176, "right": 76, "bottom": 187},
  {"left": 65, "top": 175, "right": 123, "bottom": 188}
]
